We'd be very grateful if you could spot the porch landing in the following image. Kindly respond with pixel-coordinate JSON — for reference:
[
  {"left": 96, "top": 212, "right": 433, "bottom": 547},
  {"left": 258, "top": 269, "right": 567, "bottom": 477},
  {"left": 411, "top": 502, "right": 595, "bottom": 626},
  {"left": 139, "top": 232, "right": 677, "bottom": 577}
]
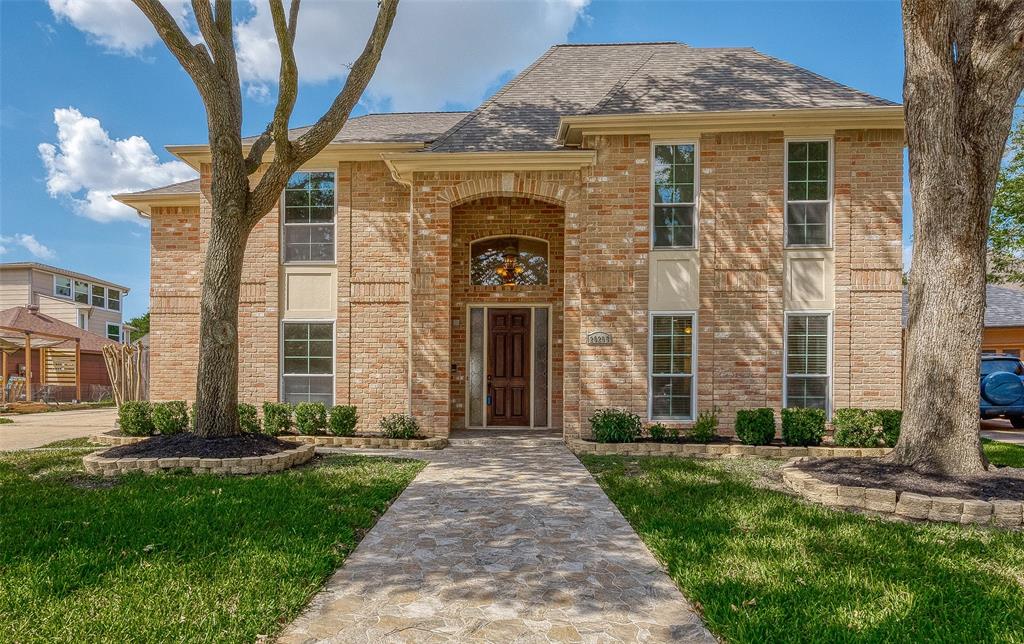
[{"left": 277, "top": 430, "right": 712, "bottom": 642}]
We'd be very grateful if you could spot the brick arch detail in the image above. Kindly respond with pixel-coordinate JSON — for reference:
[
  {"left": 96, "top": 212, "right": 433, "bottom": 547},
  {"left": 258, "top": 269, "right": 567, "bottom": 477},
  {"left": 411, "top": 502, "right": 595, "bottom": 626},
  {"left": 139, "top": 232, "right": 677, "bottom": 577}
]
[{"left": 440, "top": 176, "right": 579, "bottom": 208}]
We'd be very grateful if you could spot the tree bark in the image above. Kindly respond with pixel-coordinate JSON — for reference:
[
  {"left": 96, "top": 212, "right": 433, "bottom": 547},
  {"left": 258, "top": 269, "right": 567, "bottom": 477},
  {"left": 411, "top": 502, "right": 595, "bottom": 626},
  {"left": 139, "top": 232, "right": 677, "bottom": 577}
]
[{"left": 894, "top": 0, "right": 1024, "bottom": 474}]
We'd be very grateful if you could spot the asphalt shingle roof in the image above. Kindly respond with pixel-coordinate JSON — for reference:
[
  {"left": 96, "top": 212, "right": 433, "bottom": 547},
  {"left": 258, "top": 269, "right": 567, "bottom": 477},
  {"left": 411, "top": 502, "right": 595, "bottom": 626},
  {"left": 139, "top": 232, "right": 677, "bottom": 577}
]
[
  {"left": 902, "top": 284, "right": 1024, "bottom": 328},
  {"left": 0, "top": 306, "right": 117, "bottom": 353},
  {"left": 242, "top": 111, "right": 469, "bottom": 145},
  {"left": 126, "top": 179, "right": 200, "bottom": 197},
  {"left": 428, "top": 42, "right": 896, "bottom": 153}
]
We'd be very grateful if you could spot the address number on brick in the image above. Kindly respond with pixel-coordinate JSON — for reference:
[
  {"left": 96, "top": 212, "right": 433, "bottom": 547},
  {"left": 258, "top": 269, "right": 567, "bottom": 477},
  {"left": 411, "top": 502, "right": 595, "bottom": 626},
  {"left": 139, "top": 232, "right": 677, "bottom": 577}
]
[{"left": 586, "top": 331, "right": 612, "bottom": 345}]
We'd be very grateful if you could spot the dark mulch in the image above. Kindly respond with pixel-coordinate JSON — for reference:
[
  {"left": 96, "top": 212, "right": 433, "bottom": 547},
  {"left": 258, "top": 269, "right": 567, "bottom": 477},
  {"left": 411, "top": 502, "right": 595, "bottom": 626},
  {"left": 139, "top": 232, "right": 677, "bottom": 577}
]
[
  {"left": 101, "top": 433, "right": 299, "bottom": 459},
  {"left": 796, "top": 457, "right": 1024, "bottom": 500},
  {"left": 630, "top": 435, "right": 734, "bottom": 445}
]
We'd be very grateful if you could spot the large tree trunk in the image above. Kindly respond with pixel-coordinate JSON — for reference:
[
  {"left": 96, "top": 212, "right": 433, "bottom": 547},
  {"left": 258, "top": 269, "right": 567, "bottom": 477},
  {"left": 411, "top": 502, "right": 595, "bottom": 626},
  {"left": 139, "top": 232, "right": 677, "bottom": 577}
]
[{"left": 893, "top": 0, "right": 1024, "bottom": 474}]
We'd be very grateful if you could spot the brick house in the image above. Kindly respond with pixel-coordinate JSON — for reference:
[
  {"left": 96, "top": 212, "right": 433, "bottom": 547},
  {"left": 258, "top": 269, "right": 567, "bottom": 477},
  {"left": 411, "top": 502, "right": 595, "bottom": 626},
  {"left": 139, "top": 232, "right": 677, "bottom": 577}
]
[{"left": 116, "top": 42, "right": 904, "bottom": 437}]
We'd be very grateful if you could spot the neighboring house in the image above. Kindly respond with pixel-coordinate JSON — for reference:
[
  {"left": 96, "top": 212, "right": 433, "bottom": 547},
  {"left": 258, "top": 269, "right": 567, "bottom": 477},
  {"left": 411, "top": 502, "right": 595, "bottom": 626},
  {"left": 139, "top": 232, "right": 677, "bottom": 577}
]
[
  {"left": 0, "top": 262, "right": 130, "bottom": 343},
  {"left": 903, "top": 284, "right": 1024, "bottom": 359},
  {"left": 116, "top": 42, "right": 904, "bottom": 437}
]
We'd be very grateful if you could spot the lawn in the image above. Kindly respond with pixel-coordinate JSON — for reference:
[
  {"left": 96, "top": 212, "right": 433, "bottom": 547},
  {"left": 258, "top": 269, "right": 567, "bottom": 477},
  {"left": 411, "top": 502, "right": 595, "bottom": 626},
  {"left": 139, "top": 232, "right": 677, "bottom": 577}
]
[
  {"left": 983, "top": 437, "right": 1024, "bottom": 468},
  {"left": 0, "top": 449, "right": 423, "bottom": 643},
  {"left": 583, "top": 448, "right": 1024, "bottom": 643}
]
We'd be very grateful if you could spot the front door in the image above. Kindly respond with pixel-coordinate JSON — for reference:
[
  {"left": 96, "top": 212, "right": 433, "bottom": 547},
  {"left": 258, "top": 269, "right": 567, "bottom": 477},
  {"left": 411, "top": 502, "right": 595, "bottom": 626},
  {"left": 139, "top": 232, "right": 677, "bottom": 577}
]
[{"left": 487, "top": 308, "right": 530, "bottom": 426}]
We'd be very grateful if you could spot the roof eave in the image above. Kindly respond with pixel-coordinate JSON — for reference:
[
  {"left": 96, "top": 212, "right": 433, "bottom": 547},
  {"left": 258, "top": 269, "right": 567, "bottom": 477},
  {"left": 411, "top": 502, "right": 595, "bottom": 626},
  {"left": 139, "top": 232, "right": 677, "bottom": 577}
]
[
  {"left": 166, "top": 141, "right": 431, "bottom": 171},
  {"left": 112, "top": 191, "right": 200, "bottom": 219},
  {"left": 381, "top": 150, "right": 598, "bottom": 184},
  {"left": 557, "top": 105, "right": 905, "bottom": 145}
]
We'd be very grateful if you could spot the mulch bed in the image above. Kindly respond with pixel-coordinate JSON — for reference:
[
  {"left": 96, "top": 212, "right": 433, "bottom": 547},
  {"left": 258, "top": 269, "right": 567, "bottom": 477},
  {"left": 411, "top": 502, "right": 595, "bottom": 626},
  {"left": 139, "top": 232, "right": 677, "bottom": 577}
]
[
  {"left": 629, "top": 435, "right": 734, "bottom": 445},
  {"left": 795, "top": 457, "right": 1024, "bottom": 500},
  {"left": 101, "top": 433, "right": 299, "bottom": 459}
]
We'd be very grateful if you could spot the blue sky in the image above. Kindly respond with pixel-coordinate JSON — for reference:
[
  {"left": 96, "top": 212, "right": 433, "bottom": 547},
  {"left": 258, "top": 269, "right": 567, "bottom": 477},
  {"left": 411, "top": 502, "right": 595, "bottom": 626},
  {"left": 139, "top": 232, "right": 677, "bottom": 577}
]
[{"left": 0, "top": 0, "right": 907, "bottom": 321}]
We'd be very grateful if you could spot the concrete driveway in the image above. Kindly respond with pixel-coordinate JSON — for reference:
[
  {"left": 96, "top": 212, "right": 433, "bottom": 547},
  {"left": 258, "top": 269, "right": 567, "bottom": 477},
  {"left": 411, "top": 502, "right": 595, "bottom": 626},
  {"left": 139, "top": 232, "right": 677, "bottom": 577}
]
[
  {"left": 981, "top": 418, "right": 1024, "bottom": 445},
  {"left": 0, "top": 408, "right": 116, "bottom": 451}
]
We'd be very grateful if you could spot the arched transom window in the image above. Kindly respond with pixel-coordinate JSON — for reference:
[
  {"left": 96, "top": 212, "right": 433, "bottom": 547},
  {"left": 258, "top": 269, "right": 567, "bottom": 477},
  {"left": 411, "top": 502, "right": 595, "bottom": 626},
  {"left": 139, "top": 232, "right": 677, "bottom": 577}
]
[{"left": 470, "top": 236, "right": 549, "bottom": 286}]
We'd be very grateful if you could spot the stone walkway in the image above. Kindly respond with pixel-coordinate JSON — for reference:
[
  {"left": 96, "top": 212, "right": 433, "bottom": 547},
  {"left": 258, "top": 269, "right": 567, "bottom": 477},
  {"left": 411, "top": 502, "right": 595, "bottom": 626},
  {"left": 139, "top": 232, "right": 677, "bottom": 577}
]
[{"left": 278, "top": 430, "right": 713, "bottom": 643}]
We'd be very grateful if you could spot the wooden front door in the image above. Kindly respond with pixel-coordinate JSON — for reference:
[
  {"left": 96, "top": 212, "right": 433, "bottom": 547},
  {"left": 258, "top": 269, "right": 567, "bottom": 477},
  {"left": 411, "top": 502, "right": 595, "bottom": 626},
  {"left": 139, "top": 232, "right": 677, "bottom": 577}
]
[{"left": 487, "top": 308, "right": 531, "bottom": 426}]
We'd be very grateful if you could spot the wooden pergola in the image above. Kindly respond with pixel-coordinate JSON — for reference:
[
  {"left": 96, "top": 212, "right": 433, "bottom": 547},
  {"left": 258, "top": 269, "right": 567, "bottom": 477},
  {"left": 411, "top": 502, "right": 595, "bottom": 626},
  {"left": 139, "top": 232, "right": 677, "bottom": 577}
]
[{"left": 0, "top": 325, "right": 81, "bottom": 403}]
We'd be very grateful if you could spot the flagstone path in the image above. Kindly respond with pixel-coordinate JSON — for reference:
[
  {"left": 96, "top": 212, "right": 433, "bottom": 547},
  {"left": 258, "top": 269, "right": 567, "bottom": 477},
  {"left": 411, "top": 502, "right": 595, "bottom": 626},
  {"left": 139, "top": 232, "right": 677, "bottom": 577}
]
[{"left": 278, "top": 430, "right": 713, "bottom": 643}]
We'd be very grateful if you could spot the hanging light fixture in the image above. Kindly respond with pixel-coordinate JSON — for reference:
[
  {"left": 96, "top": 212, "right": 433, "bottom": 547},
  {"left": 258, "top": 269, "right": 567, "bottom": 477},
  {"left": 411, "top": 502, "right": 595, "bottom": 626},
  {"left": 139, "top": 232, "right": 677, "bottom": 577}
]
[{"left": 493, "top": 202, "right": 522, "bottom": 287}]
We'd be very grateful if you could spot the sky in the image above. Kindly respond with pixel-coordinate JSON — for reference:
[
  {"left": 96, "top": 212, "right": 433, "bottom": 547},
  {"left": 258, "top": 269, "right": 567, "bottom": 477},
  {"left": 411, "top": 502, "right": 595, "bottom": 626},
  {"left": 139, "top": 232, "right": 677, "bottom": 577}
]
[{"left": 0, "top": 0, "right": 907, "bottom": 321}]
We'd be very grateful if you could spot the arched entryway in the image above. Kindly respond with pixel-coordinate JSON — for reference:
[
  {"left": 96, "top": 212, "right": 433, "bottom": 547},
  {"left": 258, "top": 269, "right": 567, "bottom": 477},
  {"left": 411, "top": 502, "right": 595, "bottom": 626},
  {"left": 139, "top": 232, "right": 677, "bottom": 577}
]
[{"left": 449, "top": 196, "right": 565, "bottom": 429}]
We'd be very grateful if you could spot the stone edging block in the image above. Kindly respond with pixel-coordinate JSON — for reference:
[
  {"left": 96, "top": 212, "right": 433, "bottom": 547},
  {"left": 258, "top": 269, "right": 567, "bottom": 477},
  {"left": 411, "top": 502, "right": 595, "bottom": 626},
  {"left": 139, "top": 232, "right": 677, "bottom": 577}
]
[
  {"left": 779, "top": 458, "right": 1021, "bottom": 530},
  {"left": 566, "top": 439, "right": 892, "bottom": 461},
  {"left": 91, "top": 430, "right": 147, "bottom": 446},
  {"left": 82, "top": 443, "right": 316, "bottom": 477},
  {"left": 291, "top": 435, "right": 448, "bottom": 450}
]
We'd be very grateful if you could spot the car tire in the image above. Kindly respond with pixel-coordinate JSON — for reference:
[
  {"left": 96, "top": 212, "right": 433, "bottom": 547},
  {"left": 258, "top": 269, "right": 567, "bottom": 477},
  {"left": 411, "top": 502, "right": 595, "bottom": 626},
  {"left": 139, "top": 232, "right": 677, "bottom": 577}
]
[{"left": 1011, "top": 416, "right": 1024, "bottom": 429}]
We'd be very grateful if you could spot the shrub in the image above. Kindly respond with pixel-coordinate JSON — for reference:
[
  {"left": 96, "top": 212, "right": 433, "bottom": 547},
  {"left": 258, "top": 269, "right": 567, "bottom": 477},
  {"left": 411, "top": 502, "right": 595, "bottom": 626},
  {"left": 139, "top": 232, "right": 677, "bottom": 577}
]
[
  {"left": 152, "top": 401, "right": 189, "bottom": 435},
  {"left": 689, "top": 407, "right": 719, "bottom": 443},
  {"left": 780, "top": 407, "right": 826, "bottom": 446},
  {"left": 647, "top": 423, "right": 677, "bottom": 442},
  {"left": 589, "top": 408, "right": 643, "bottom": 443},
  {"left": 735, "top": 408, "right": 775, "bottom": 445},
  {"left": 379, "top": 413, "right": 419, "bottom": 439},
  {"left": 832, "top": 408, "right": 886, "bottom": 448},
  {"left": 328, "top": 405, "right": 358, "bottom": 436},
  {"left": 237, "top": 403, "right": 260, "bottom": 434},
  {"left": 876, "top": 409, "right": 903, "bottom": 447},
  {"left": 294, "top": 402, "right": 328, "bottom": 435},
  {"left": 118, "top": 401, "right": 154, "bottom": 436},
  {"left": 262, "top": 402, "right": 294, "bottom": 435}
]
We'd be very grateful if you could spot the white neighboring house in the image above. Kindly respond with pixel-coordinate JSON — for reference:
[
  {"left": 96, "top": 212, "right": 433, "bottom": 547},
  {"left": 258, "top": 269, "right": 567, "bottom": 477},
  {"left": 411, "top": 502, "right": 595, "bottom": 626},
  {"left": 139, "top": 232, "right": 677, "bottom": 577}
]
[{"left": 0, "top": 262, "right": 130, "bottom": 342}]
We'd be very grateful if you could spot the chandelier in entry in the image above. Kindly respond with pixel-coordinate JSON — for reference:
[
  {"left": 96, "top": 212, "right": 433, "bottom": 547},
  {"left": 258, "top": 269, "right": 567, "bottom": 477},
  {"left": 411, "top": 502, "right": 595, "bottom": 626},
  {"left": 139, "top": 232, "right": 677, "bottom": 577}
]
[{"left": 494, "top": 243, "right": 525, "bottom": 286}]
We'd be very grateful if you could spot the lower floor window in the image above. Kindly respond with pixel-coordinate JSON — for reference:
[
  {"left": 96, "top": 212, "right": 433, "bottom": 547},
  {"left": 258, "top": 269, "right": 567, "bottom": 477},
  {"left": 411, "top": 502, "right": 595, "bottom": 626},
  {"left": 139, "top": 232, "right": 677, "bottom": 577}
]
[
  {"left": 650, "top": 314, "right": 695, "bottom": 419},
  {"left": 106, "top": 323, "right": 121, "bottom": 342},
  {"left": 785, "top": 313, "right": 830, "bottom": 410},
  {"left": 282, "top": 322, "right": 334, "bottom": 405}
]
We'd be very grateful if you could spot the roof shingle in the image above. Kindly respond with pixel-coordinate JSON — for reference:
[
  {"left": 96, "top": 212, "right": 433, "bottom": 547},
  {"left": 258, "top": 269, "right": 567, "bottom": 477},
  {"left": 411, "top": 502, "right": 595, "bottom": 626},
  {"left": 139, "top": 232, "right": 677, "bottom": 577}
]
[{"left": 902, "top": 284, "right": 1024, "bottom": 328}]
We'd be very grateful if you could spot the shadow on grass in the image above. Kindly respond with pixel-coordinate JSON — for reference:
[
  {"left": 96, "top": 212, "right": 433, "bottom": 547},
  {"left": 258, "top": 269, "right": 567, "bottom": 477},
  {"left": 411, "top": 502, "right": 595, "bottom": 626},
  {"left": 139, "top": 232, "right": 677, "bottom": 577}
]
[
  {"left": 0, "top": 450, "right": 424, "bottom": 643},
  {"left": 583, "top": 455, "right": 1024, "bottom": 644}
]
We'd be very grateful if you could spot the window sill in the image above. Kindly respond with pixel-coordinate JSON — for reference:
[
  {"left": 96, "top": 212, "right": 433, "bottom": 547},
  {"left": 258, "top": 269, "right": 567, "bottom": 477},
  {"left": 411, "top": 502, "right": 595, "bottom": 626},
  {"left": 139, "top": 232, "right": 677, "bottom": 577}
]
[
  {"left": 650, "top": 246, "right": 698, "bottom": 252},
  {"left": 282, "top": 261, "right": 337, "bottom": 267},
  {"left": 784, "top": 245, "right": 833, "bottom": 251}
]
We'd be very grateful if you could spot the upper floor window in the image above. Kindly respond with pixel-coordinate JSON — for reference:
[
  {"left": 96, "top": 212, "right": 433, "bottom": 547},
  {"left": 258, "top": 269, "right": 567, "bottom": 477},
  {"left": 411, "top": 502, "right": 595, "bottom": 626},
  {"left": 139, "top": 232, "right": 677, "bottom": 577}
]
[
  {"left": 107, "top": 289, "right": 121, "bottom": 312},
  {"left": 54, "top": 276, "right": 72, "bottom": 298},
  {"left": 652, "top": 143, "right": 696, "bottom": 249},
  {"left": 74, "top": 280, "right": 89, "bottom": 304},
  {"left": 786, "top": 140, "right": 831, "bottom": 247},
  {"left": 283, "top": 171, "right": 335, "bottom": 263},
  {"left": 91, "top": 285, "right": 106, "bottom": 309},
  {"left": 470, "top": 236, "right": 549, "bottom": 286}
]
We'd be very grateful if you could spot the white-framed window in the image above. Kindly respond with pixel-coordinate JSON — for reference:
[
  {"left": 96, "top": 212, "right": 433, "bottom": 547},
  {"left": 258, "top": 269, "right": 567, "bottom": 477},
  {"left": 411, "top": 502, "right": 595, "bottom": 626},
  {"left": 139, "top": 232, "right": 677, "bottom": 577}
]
[
  {"left": 107, "top": 288, "right": 121, "bottom": 312},
  {"left": 78, "top": 312, "right": 88, "bottom": 330},
  {"left": 54, "top": 275, "right": 72, "bottom": 298},
  {"left": 73, "top": 280, "right": 89, "bottom": 304},
  {"left": 649, "top": 312, "right": 697, "bottom": 420},
  {"left": 106, "top": 323, "right": 121, "bottom": 342},
  {"left": 651, "top": 142, "right": 698, "bottom": 249},
  {"left": 784, "top": 312, "right": 832, "bottom": 412},
  {"left": 91, "top": 284, "right": 106, "bottom": 308},
  {"left": 281, "top": 321, "right": 334, "bottom": 405},
  {"left": 282, "top": 171, "right": 335, "bottom": 263},
  {"left": 785, "top": 139, "right": 832, "bottom": 247}
]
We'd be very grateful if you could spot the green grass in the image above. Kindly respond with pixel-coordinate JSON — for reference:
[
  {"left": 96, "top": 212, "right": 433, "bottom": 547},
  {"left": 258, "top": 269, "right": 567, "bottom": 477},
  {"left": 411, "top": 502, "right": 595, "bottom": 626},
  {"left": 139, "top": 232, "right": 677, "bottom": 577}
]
[
  {"left": 583, "top": 455, "right": 1024, "bottom": 643},
  {"left": 1, "top": 449, "right": 424, "bottom": 643},
  {"left": 984, "top": 438, "right": 1024, "bottom": 468},
  {"left": 34, "top": 437, "right": 103, "bottom": 449}
]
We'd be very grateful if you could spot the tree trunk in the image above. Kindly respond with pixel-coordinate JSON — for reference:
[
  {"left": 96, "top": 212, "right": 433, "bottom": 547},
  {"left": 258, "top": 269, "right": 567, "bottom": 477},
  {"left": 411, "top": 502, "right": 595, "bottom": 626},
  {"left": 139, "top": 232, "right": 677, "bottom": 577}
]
[{"left": 893, "top": 0, "right": 1024, "bottom": 474}]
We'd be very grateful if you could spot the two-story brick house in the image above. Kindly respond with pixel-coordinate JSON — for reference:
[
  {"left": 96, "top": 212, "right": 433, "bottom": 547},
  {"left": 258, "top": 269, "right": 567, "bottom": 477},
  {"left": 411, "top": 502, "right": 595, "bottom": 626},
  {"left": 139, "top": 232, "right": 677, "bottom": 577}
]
[{"left": 117, "top": 42, "right": 904, "bottom": 437}]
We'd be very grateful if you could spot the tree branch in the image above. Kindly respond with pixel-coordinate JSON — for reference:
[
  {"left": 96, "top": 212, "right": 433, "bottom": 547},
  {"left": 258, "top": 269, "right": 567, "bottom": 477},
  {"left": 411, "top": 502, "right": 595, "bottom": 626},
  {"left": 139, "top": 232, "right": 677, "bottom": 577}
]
[
  {"left": 132, "top": 0, "right": 216, "bottom": 100},
  {"left": 269, "top": 0, "right": 299, "bottom": 163}
]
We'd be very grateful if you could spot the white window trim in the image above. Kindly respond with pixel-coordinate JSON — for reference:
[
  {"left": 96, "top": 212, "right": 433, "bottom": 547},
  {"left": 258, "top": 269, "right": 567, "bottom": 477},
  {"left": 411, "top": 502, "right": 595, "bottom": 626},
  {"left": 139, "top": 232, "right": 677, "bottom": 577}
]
[
  {"left": 53, "top": 275, "right": 72, "bottom": 299},
  {"left": 650, "top": 140, "right": 700, "bottom": 251},
  {"left": 782, "top": 311, "right": 833, "bottom": 416},
  {"left": 106, "top": 322, "right": 121, "bottom": 342},
  {"left": 647, "top": 311, "right": 698, "bottom": 421},
  {"left": 784, "top": 137, "right": 834, "bottom": 249},
  {"left": 279, "top": 319, "right": 336, "bottom": 406},
  {"left": 73, "top": 279, "right": 90, "bottom": 305},
  {"left": 54, "top": 274, "right": 123, "bottom": 311},
  {"left": 280, "top": 169, "right": 338, "bottom": 266},
  {"left": 106, "top": 287, "right": 122, "bottom": 311}
]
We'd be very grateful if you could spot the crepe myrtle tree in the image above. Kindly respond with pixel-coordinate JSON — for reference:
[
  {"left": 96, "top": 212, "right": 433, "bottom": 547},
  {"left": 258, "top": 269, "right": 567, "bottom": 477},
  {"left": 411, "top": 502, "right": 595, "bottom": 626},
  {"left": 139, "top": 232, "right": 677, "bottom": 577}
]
[
  {"left": 132, "top": 0, "right": 399, "bottom": 437},
  {"left": 897, "top": 0, "right": 1024, "bottom": 473}
]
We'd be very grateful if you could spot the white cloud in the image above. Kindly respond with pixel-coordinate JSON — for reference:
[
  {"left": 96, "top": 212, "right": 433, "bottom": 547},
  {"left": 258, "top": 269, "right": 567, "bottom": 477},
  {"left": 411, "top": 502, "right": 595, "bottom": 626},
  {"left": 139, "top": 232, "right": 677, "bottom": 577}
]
[
  {"left": 236, "top": 0, "right": 590, "bottom": 110},
  {"left": 47, "top": 0, "right": 192, "bottom": 55},
  {"left": 0, "top": 234, "right": 57, "bottom": 260},
  {"left": 38, "top": 107, "right": 197, "bottom": 224}
]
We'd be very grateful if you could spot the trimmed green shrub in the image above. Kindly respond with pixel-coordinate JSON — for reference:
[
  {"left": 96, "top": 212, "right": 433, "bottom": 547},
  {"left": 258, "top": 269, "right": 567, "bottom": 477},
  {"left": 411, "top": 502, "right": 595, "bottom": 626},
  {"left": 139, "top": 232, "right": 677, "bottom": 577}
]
[
  {"left": 832, "top": 408, "right": 886, "bottom": 448},
  {"left": 152, "top": 401, "right": 189, "bottom": 435},
  {"left": 238, "top": 403, "right": 260, "bottom": 434},
  {"left": 328, "top": 405, "right": 358, "bottom": 436},
  {"left": 294, "top": 402, "right": 328, "bottom": 435},
  {"left": 876, "top": 409, "right": 903, "bottom": 447},
  {"left": 735, "top": 408, "right": 775, "bottom": 445},
  {"left": 262, "top": 402, "right": 293, "bottom": 435},
  {"left": 118, "top": 401, "right": 154, "bottom": 436},
  {"left": 780, "top": 407, "right": 826, "bottom": 446},
  {"left": 689, "top": 407, "right": 719, "bottom": 443},
  {"left": 589, "top": 408, "right": 643, "bottom": 443},
  {"left": 379, "top": 413, "right": 419, "bottom": 439},
  {"left": 647, "top": 423, "right": 677, "bottom": 442}
]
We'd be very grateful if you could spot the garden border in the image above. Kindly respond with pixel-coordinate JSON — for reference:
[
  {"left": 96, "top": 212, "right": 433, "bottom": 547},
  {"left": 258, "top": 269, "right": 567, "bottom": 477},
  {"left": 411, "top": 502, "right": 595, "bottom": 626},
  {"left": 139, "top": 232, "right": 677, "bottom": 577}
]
[
  {"left": 82, "top": 444, "right": 316, "bottom": 476},
  {"left": 92, "top": 431, "right": 447, "bottom": 450},
  {"left": 566, "top": 438, "right": 891, "bottom": 459},
  {"left": 781, "top": 457, "right": 1024, "bottom": 529},
  {"left": 91, "top": 430, "right": 146, "bottom": 446}
]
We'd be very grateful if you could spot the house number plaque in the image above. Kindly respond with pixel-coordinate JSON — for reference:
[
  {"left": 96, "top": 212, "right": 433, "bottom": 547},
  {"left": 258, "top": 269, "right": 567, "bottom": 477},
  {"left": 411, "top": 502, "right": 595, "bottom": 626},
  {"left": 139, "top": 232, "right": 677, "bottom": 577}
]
[{"left": 586, "top": 331, "right": 612, "bottom": 345}]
